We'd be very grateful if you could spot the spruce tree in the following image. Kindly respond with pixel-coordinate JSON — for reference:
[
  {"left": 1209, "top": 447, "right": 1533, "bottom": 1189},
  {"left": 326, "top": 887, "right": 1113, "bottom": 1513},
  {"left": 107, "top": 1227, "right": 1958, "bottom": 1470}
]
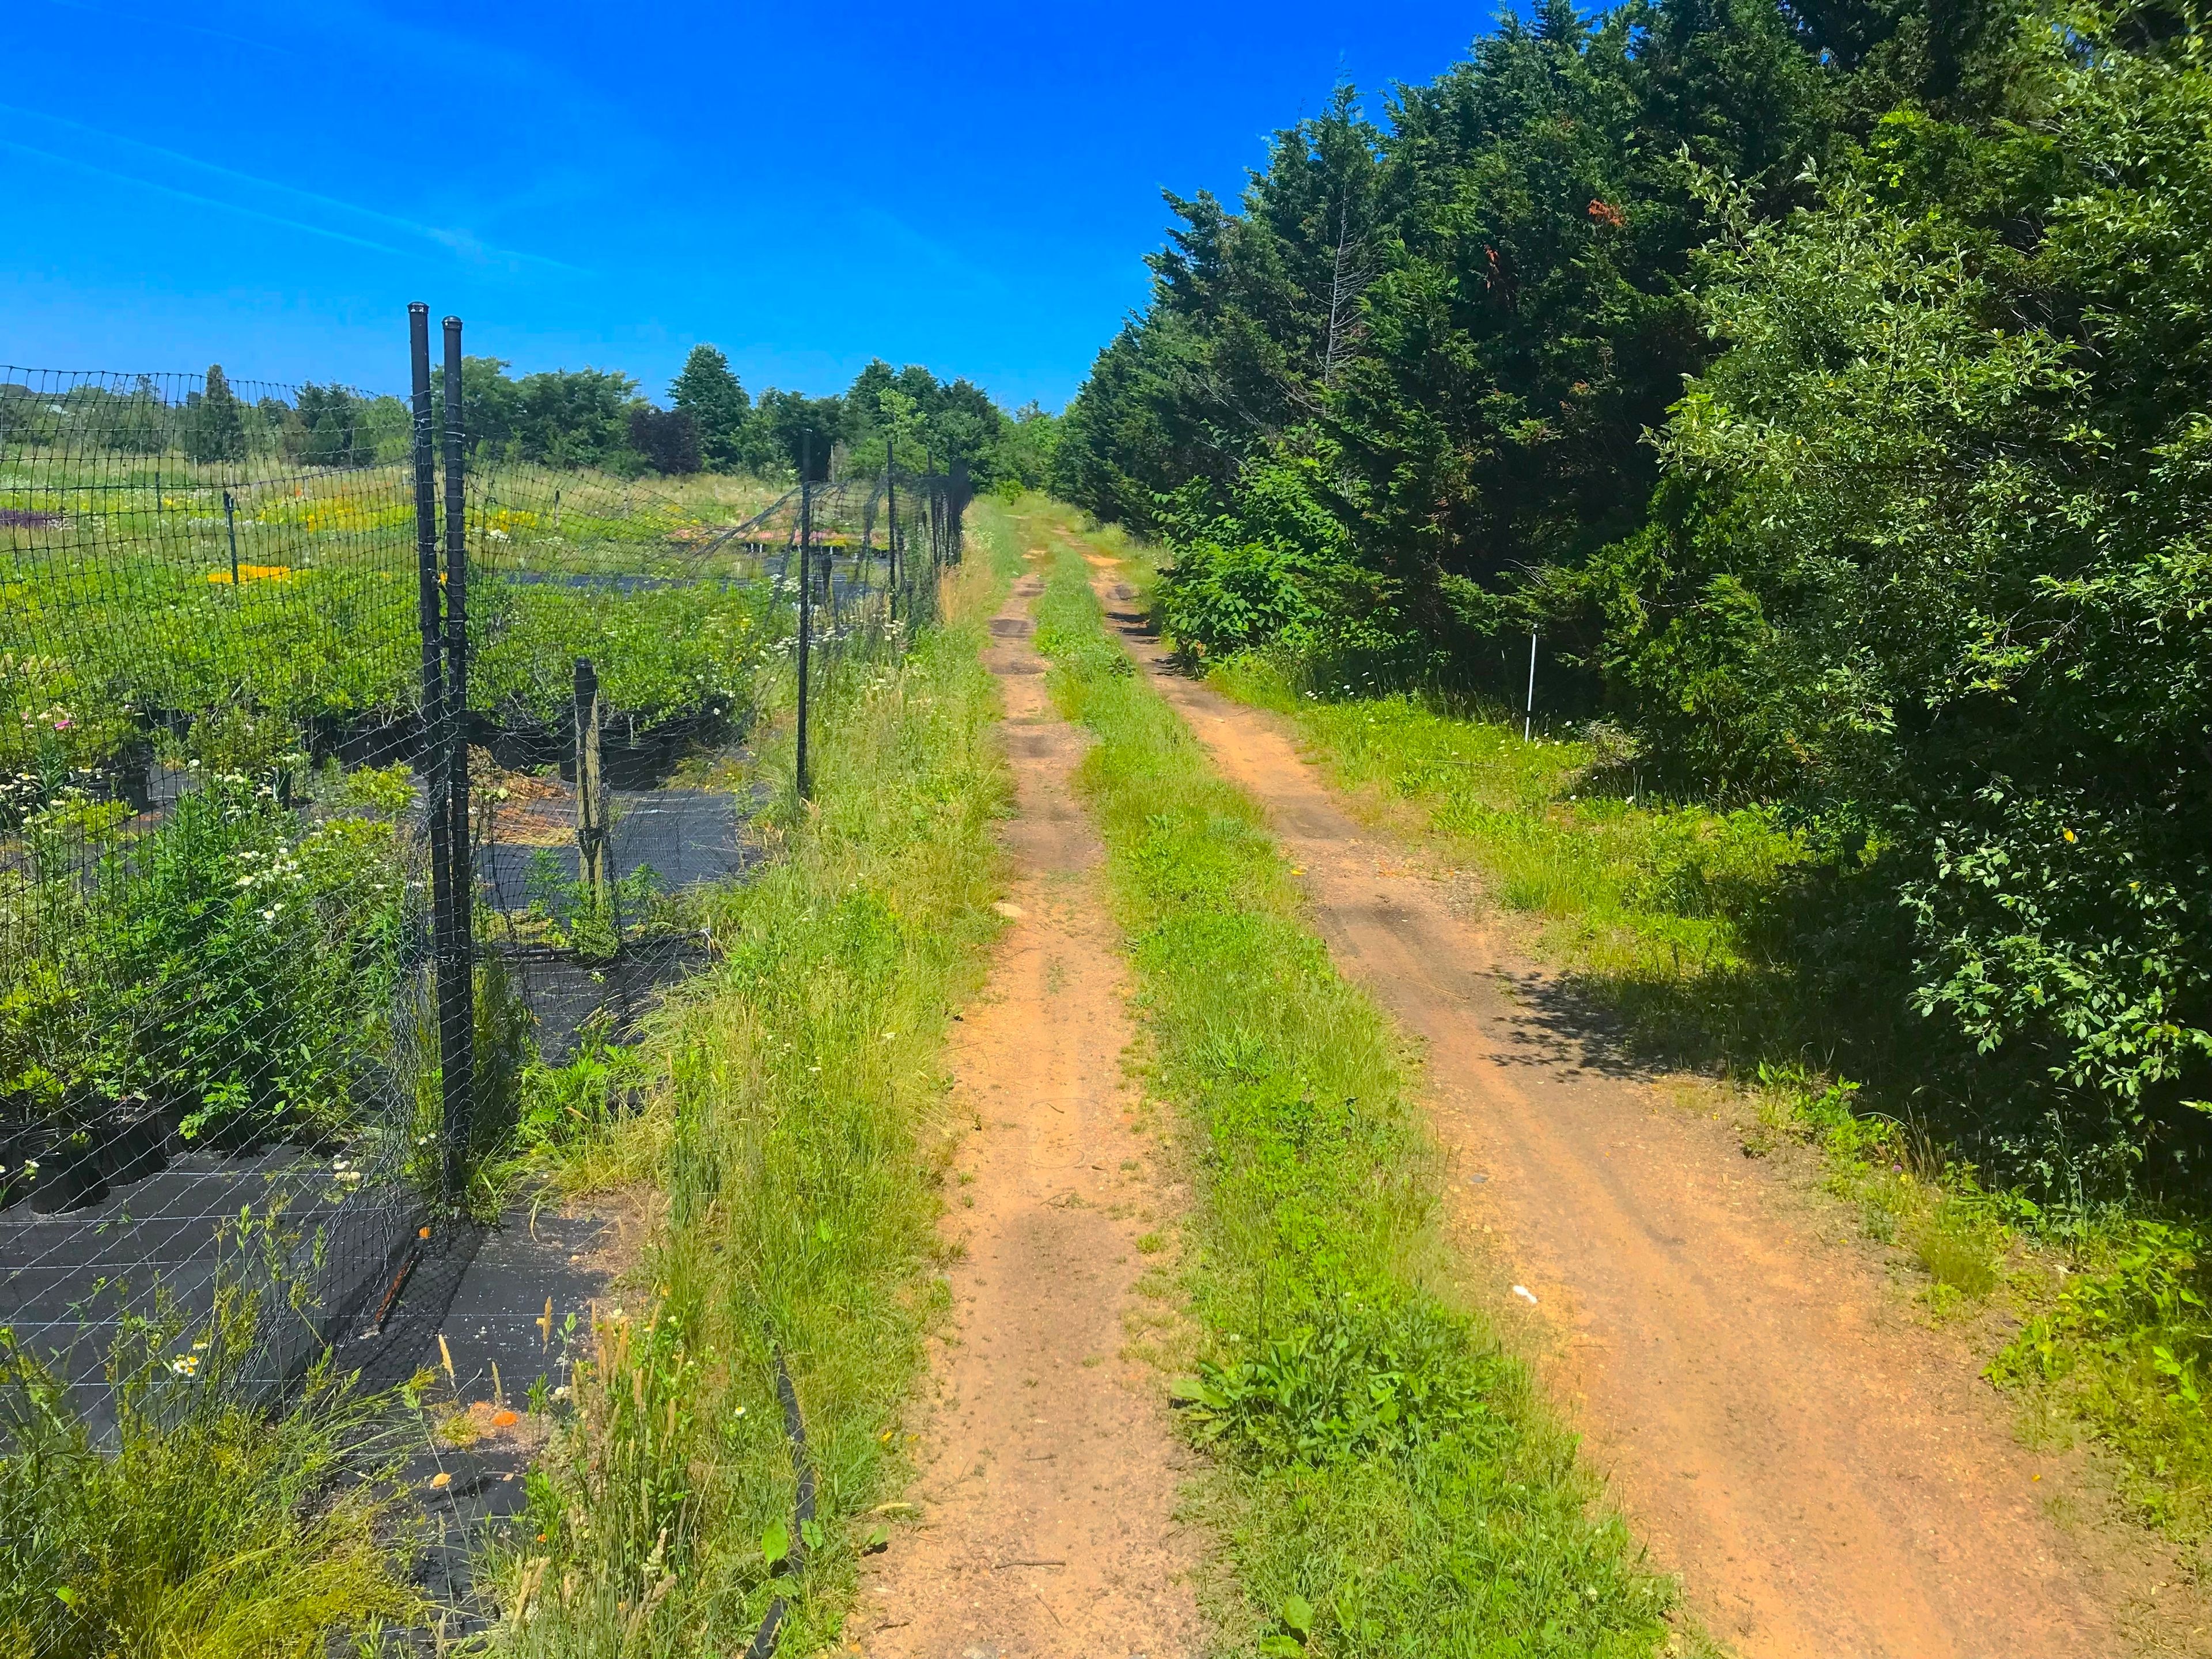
[
  {"left": 669, "top": 346, "right": 751, "bottom": 471},
  {"left": 184, "top": 363, "right": 247, "bottom": 465}
]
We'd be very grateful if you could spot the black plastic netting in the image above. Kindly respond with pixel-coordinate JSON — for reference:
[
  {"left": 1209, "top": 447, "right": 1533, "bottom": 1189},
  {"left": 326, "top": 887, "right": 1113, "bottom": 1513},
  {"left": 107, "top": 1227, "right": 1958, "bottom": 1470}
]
[{"left": 0, "top": 350, "right": 969, "bottom": 1438}]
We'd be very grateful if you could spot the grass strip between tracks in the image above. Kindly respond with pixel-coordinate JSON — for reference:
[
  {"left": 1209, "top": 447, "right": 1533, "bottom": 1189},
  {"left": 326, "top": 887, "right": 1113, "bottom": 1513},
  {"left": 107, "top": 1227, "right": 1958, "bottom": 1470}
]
[
  {"left": 487, "top": 535, "right": 1021, "bottom": 1655},
  {"left": 1024, "top": 524, "right": 1702, "bottom": 1659}
]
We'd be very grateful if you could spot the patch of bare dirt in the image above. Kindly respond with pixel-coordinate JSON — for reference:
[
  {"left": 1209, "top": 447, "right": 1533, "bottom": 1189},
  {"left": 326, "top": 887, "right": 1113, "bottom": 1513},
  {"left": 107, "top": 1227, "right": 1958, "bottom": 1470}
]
[
  {"left": 1075, "top": 547, "right": 2210, "bottom": 1659},
  {"left": 854, "top": 570, "right": 1206, "bottom": 1659}
]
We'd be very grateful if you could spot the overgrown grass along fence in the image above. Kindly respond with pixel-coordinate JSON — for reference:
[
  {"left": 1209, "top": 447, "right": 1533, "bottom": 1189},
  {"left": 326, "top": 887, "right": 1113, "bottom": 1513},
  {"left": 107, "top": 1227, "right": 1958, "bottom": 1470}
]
[{"left": 475, "top": 521, "right": 1018, "bottom": 1656}]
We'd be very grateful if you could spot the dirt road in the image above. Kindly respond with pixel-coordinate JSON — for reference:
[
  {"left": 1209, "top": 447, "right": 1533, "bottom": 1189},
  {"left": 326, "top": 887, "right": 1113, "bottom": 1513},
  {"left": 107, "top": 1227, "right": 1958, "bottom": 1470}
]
[
  {"left": 1076, "top": 550, "right": 2199, "bottom": 1659},
  {"left": 857, "top": 573, "right": 1205, "bottom": 1659}
]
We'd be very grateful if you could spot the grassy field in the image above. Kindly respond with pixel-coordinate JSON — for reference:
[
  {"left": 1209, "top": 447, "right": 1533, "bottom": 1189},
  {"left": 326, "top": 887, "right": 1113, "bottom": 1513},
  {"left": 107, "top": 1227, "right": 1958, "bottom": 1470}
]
[
  {"left": 479, "top": 528, "right": 1021, "bottom": 1654},
  {"left": 1070, "top": 524, "right": 2212, "bottom": 1556},
  {"left": 998, "top": 498, "right": 1705, "bottom": 1658}
]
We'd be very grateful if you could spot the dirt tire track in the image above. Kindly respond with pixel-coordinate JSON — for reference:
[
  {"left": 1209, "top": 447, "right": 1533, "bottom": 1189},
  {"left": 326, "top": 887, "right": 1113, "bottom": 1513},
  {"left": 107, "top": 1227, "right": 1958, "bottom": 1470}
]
[
  {"left": 857, "top": 570, "right": 1205, "bottom": 1659},
  {"left": 1075, "top": 551, "right": 2205, "bottom": 1659}
]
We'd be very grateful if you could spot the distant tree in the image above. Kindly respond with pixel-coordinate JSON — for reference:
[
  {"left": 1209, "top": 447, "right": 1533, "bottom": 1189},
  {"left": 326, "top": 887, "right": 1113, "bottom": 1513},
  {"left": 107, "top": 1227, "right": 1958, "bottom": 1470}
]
[
  {"left": 183, "top": 365, "right": 247, "bottom": 465},
  {"left": 669, "top": 346, "right": 751, "bottom": 471},
  {"left": 514, "top": 368, "right": 639, "bottom": 469},
  {"left": 254, "top": 395, "right": 297, "bottom": 453},
  {"left": 294, "top": 384, "right": 368, "bottom": 468},
  {"left": 108, "top": 376, "right": 172, "bottom": 456},
  {"left": 432, "top": 355, "right": 524, "bottom": 457},
  {"left": 749, "top": 389, "right": 844, "bottom": 479},
  {"left": 628, "top": 406, "right": 703, "bottom": 475},
  {"left": 997, "top": 402, "right": 1061, "bottom": 491}
]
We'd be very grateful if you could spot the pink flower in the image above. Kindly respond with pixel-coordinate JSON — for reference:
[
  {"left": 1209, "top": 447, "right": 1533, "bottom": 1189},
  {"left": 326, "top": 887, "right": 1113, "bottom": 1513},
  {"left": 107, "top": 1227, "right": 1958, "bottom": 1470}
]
[{"left": 51, "top": 718, "right": 73, "bottom": 731}]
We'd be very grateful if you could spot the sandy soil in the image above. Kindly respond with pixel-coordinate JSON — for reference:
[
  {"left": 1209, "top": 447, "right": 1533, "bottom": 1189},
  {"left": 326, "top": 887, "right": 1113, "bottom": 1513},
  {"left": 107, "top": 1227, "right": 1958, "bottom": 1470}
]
[
  {"left": 1077, "top": 551, "right": 2211, "bottom": 1659},
  {"left": 855, "top": 570, "right": 1206, "bottom": 1659}
]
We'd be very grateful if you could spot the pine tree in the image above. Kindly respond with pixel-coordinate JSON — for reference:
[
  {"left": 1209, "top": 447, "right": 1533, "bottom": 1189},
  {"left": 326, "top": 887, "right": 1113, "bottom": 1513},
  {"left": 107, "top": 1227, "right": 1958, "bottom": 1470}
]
[
  {"left": 184, "top": 364, "right": 247, "bottom": 465},
  {"left": 669, "top": 346, "right": 751, "bottom": 471}
]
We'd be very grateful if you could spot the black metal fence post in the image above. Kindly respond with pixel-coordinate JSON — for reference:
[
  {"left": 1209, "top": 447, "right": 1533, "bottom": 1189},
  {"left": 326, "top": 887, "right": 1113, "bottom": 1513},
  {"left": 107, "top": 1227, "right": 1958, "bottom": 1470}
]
[
  {"left": 222, "top": 488, "right": 241, "bottom": 589},
  {"left": 409, "top": 303, "right": 460, "bottom": 1206},
  {"left": 884, "top": 434, "right": 898, "bottom": 624},
  {"left": 439, "top": 315, "right": 475, "bottom": 1190},
  {"left": 796, "top": 430, "right": 813, "bottom": 801}
]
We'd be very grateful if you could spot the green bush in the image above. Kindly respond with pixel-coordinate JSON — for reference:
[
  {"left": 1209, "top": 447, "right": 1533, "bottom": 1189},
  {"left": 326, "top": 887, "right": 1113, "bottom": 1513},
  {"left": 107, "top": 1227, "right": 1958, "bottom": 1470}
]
[{"left": 2, "top": 773, "right": 411, "bottom": 1145}]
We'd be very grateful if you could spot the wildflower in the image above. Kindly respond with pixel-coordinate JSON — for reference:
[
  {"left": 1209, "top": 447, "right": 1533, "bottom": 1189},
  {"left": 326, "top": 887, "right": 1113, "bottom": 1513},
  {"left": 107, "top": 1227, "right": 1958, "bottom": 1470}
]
[{"left": 169, "top": 1353, "right": 200, "bottom": 1377}]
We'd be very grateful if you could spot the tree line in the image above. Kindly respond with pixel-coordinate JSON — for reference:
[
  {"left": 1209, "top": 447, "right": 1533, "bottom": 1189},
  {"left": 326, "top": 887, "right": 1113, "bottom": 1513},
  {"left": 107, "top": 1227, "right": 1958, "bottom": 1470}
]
[
  {"left": 1051, "top": 0, "right": 2212, "bottom": 1200},
  {"left": 1, "top": 353, "right": 1057, "bottom": 491},
  {"left": 439, "top": 347, "right": 1058, "bottom": 487}
]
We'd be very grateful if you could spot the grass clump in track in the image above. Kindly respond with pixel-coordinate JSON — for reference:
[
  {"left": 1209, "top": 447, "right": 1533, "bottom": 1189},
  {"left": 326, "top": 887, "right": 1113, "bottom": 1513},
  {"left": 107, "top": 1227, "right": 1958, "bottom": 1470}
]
[
  {"left": 484, "top": 535, "right": 1021, "bottom": 1655},
  {"left": 1023, "top": 525, "right": 1694, "bottom": 1658}
]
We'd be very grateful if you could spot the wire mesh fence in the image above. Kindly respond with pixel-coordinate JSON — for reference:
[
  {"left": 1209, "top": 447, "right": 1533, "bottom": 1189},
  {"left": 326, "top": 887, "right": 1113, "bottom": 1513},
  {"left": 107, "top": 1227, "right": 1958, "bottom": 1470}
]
[{"left": 0, "top": 323, "right": 972, "bottom": 1467}]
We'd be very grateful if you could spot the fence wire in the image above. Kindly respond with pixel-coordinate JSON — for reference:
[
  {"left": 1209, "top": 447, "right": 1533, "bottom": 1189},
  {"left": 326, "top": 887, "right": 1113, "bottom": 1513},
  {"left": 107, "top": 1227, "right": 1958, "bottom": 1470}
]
[{"left": 0, "top": 351, "right": 970, "bottom": 1487}]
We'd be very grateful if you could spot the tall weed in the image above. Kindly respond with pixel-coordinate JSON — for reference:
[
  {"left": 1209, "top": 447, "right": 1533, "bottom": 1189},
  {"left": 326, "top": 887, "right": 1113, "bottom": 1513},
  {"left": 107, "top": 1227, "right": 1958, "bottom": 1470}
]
[
  {"left": 0, "top": 1285, "right": 418, "bottom": 1658},
  {"left": 487, "top": 539, "right": 1017, "bottom": 1653}
]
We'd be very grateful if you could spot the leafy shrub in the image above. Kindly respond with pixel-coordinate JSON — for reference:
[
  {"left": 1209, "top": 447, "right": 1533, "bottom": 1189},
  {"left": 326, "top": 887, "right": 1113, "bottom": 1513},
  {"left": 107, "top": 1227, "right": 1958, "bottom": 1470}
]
[
  {"left": 1993, "top": 1218, "right": 2212, "bottom": 1532},
  {"left": 1179, "top": 1300, "right": 1486, "bottom": 1465},
  {"left": 2, "top": 774, "right": 412, "bottom": 1144}
]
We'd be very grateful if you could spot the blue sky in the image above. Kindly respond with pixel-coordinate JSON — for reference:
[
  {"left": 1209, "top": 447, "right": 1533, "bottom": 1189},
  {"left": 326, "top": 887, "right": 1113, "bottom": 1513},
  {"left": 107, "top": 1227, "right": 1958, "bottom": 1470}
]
[{"left": 3, "top": 1, "right": 1497, "bottom": 410}]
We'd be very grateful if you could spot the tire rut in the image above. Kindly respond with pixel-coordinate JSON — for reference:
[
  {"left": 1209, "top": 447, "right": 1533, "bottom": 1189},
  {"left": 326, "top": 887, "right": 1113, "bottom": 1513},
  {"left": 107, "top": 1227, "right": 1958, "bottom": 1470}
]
[{"left": 855, "top": 570, "right": 1205, "bottom": 1659}]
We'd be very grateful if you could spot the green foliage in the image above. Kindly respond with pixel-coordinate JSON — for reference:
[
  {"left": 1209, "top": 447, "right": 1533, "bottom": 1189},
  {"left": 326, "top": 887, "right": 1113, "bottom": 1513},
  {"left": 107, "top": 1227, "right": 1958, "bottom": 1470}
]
[
  {"left": 291, "top": 384, "right": 359, "bottom": 468},
  {"left": 1992, "top": 1215, "right": 2212, "bottom": 1534},
  {"left": 1180, "top": 1302, "right": 1488, "bottom": 1465},
  {"left": 1017, "top": 509, "right": 1684, "bottom": 1657},
  {"left": 1579, "top": 35, "right": 2212, "bottom": 1177},
  {"left": 521, "top": 849, "right": 672, "bottom": 960},
  {"left": 469, "top": 573, "right": 767, "bottom": 732},
  {"left": 1, "top": 772, "right": 411, "bottom": 1145},
  {"left": 0, "top": 1295, "right": 419, "bottom": 1657},
  {"left": 181, "top": 365, "right": 246, "bottom": 467}
]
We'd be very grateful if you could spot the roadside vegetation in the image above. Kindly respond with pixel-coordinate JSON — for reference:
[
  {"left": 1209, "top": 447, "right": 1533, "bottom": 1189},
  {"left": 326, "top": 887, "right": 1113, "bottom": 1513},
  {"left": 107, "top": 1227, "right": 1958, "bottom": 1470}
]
[
  {"left": 1048, "top": 0, "right": 2212, "bottom": 1558},
  {"left": 1014, "top": 509, "right": 1703, "bottom": 1658},
  {"left": 474, "top": 532, "right": 1019, "bottom": 1654},
  {"left": 0, "top": 1282, "right": 421, "bottom": 1658}
]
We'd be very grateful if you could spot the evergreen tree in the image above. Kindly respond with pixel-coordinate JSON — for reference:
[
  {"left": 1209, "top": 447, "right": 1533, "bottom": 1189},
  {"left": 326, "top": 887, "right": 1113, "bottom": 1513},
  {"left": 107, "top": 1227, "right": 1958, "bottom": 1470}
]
[
  {"left": 183, "top": 364, "right": 247, "bottom": 465},
  {"left": 669, "top": 346, "right": 751, "bottom": 471}
]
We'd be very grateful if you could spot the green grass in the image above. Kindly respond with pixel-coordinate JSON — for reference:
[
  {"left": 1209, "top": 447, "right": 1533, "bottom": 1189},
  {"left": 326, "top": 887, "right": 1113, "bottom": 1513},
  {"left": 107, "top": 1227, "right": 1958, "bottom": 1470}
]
[
  {"left": 483, "top": 530, "right": 1021, "bottom": 1654},
  {"left": 1001, "top": 501, "right": 1699, "bottom": 1658},
  {"left": 0, "top": 1279, "right": 421, "bottom": 1658}
]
